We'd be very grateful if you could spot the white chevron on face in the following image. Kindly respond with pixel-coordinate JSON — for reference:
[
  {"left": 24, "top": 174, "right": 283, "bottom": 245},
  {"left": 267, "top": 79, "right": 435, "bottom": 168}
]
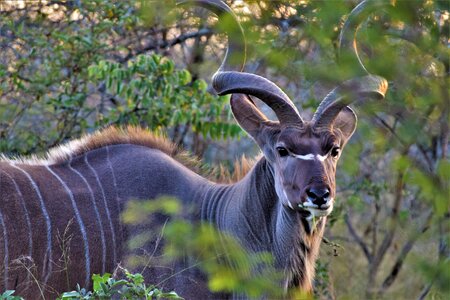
[{"left": 292, "top": 153, "right": 328, "bottom": 162}]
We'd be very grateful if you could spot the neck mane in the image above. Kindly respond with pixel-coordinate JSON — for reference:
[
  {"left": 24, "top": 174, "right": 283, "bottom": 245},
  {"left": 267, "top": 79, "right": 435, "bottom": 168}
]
[{"left": 1, "top": 126, "right": 253, "bottom": 183}]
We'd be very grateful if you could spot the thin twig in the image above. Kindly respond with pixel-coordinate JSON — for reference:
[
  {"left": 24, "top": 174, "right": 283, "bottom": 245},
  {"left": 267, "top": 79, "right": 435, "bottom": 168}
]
[
  {"left": 381, "top": 210, "right": 433, "bottom": 291},
  {"left": 118, "top": 28, "right": 213, "bottom": 63},
  {"left": 345, "top": 213, "right": 372, "bottom": 263},
  {"left": 370, "top": 172, "right": 404, "bottom": 274},
  {"left": 417, "top": 283, "right": 433, "bottom": 300}
]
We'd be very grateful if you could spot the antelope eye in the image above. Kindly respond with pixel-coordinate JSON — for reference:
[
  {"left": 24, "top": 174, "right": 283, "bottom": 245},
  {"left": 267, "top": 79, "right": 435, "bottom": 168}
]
[
  {"left": 276, "top": 147, "right": 289, "bottom": 157},
  {"left": 330, "top": 146, "right": 341, "bottom": 158}
]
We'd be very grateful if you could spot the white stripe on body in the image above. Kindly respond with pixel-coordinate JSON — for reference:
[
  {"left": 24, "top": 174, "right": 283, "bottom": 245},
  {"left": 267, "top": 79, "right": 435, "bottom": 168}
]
[
  {"left": 0, "top": 211, "right": 8, "bottom": 290},
  {"left": 105, "top": 146, "right": 123, "bottom": 250},
  {"left": 10, "top": 164, "right": 53, "bottom": 285},
  {"left": 68, "top": 161, "right": 107, "bottom": 275},
  {"left": 45, "top": 166, "right": 91, "bottom": 288},
  {"left": 1, "top": 170, "right": 33, "bottom": 290},
  {"left": 84, "top": 154, "right": 117, "bottom": 266}
]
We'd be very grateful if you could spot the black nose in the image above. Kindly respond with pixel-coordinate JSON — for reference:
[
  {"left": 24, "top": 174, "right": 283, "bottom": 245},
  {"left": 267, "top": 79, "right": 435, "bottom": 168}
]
[{"left": 306, "top": 187, "right": 330, "bottom": 207}]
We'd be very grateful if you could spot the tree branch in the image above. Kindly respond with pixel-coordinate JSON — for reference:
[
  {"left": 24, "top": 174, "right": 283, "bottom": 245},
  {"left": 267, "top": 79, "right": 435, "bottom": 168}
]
[
  {"left": 370, "top": 172, "right": 405, "bottom": 272},
  {"left": 345, "top": 213, "right": 372, "bottom": 263},
  {"left": 365, "top": 171, "right": 405, "bottom": 298},
  {"left": 381, "top": 210, "right": 433, "bottom": 290},
  {"left": 416, "top": 214, "right": 449, "bottom": 300},
  {"left": 118, "top": 28, "right": 213, "bottom": 63}
]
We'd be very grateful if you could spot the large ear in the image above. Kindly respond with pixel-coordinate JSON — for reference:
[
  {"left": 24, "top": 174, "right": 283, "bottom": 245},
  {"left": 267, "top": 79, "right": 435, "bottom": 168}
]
[
  {"left": 230, "top": 93, "right": 269, "bottom": 145},
  {"left": 332, "top": 106, "right": 357, "bottom": 146}
]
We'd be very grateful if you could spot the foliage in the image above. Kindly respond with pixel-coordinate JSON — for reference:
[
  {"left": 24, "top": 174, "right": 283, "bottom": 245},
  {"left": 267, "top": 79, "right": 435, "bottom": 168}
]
[
  {"left": 0, "top": 0, "right": 239, "bottom": 158},
  {"left": 1, "top": 0, "right": 449, "bottom": 299},
  {"left": 123, "top": 197, "right": 283, "bottom": 299},
  {"left": 234, "top": 1, "right": 448, "bottom": 298},
  {"left": 87, "top": 54, "right": 241, "bottom": 140},
  {"left": 58, "top": 269, "right": 182, "bottom": 300},
  {"left": 1, "top": 0, "right": 133, "bottom": 154},
  {"left": 329, "top": 0, "right": 449, "bottom": 297},
  {"left": 0, "top": 290, "right": 23, "bottom": 300}
]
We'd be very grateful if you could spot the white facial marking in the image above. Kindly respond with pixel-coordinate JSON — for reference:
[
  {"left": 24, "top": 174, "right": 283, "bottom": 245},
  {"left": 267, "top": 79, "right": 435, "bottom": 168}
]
[
  {"left": 302, "top": 201, "right": 319, "bottom": 208},
  {"left": 282, "top": 189, "right": 294, "bottom": 210},
  {"left": 305, "top": 214, "right": 319, "bottom": 232},
  {"left": 304, "top": 199, "right": 334, "bottom": 232},
  {"left": 293, "top": 153, "right": 329, "bottom": 161},
  {"left": 304, "top": 198, "right": 334, "bottom": 217},
  {"left": 293, "top": 153, "right": 315, "bottom": 160},
  {"left": 316, "top": 154, "right": 329, "bottom": 162},
  {"left": 288, "top": 201, "right": 294, "bottom": 210}
]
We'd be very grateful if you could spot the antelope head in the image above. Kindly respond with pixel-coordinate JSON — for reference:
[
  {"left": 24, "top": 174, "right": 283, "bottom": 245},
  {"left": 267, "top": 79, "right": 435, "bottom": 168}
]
[
  {"left": 180, "top": 0, "right": 388, "bottom": 231},
  {"left": 216, "top": 77, "right": 386, "bottom": 230}
]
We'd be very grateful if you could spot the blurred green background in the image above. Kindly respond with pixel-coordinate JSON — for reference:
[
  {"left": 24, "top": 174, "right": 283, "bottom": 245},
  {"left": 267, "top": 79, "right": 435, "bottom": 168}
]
[{"left": 0, "top": 0, "right": 448, "bottom": 299}]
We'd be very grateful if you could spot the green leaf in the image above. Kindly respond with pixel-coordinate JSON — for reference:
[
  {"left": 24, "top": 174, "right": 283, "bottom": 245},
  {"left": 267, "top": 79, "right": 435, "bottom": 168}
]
[
  {"left": 2, "top": 291, "right": 16, "bottom": 297},
  {"left": 178, "top": 70, "right": 192, "bottom": 85},
  {"left": 129, "top": 272, "right": 145, "bottom": 285},
  {"left": 59, "top": 291, "right": 80, "bottom": 299},
  {"left": 100, "top": 282, "right": 109, "bottom": 294},
  {"left": 92, "top": 273, "right": 111, "bottom": 292}
]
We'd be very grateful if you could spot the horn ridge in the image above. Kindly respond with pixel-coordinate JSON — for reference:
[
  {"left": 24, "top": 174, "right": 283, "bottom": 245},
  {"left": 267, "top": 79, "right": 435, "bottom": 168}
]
[
  {"left": 179, "top": 0, "right": 304, "bottom": 126},
  {"left": 312, "top": 75, "right": 388, "bottom": 130},
  {"left": 338, "top": 0, "right": 392, "bottom": 76},
  {"left": 313, "top": 0, "right": 391, "bottom": 130},
  {"left": 176, "top": 0, "right": 246, "bottom": 72},
  {"left": 213, "top": 71, "right": 303, "bottom": 126}
]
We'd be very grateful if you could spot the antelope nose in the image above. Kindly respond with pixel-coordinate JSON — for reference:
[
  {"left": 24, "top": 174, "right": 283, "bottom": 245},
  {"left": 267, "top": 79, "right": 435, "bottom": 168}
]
[{"left": 306, "top": 187, "right": 330, "bottom": 207}]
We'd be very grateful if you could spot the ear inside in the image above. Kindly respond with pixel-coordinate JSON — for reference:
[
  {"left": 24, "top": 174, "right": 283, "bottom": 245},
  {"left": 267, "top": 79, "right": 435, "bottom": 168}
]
[
  {"left": 230, "top": 93, "right": 268, "bottom": 142},
  {"left": 332, "top": 106, "right": 357, "bottom": 146}
]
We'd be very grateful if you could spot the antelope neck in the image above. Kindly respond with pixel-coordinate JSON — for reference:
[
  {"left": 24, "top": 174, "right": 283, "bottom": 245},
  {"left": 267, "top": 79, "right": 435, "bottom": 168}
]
[
  {"left": 199, "top": 158, "right": 324, "bottom": 284},
  {"left": 200, "top": 158, "right": 278, "bottom": 252}
]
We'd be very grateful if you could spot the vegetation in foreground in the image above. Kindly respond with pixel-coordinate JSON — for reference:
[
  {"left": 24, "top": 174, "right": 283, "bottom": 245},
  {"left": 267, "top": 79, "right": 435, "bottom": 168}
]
[
  {"left": 0, "top": 0, "right": 448, "bottom": 299},
  {"left": 1, "top": 269, "right": 182, "bottom": 300}
]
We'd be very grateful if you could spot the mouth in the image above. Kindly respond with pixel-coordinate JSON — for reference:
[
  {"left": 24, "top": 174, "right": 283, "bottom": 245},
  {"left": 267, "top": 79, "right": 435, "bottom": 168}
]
[
  {"left": 281, "top": 187, "right": 333, "bottom": 217},
  {"left": 296, "top": 201, "right": 333, "bottom": 218}
]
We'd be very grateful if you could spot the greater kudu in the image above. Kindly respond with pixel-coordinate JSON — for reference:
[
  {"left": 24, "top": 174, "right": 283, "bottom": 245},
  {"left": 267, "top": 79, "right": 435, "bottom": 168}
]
[{"left": 0, "top": 0, "right": 388, "bottom": 298}]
